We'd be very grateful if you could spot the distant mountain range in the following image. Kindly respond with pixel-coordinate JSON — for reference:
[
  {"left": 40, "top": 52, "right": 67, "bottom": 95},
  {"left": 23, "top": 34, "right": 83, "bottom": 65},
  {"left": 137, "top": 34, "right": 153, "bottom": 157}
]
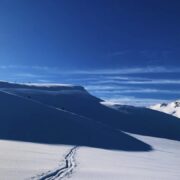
[{"left": 149, "top": 100, "right": 180, "bottom": 118}]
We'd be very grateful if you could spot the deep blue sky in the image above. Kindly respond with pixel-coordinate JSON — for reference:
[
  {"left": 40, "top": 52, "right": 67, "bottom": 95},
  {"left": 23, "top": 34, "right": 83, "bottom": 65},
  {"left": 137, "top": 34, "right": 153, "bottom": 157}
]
[{"left": 0, "top": 0, "right": 180, "bottom": 106}]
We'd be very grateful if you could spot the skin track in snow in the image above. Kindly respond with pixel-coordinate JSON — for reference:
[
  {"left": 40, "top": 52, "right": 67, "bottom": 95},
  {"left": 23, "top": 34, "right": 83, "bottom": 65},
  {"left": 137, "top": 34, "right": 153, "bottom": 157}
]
[{"left": 31, "top": 146, "right": 78, "bottom": 180}]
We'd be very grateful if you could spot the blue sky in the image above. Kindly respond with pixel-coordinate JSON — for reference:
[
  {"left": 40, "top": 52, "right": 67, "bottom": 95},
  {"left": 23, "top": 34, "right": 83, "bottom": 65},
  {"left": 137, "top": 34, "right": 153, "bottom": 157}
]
[{"left": 0, "top": 0, "right": 180, "bottom": 106}]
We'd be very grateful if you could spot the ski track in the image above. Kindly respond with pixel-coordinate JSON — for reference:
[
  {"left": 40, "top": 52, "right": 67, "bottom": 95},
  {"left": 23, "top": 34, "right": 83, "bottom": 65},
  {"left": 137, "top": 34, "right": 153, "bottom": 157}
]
[{"left": 31, "top": 146, "right": 78, "bottom": 180}]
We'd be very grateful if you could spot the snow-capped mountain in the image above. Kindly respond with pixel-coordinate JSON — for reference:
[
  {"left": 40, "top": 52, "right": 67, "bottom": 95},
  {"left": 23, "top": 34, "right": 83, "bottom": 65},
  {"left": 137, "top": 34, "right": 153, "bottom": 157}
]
[{"left": 149, "top": 100, "right": 180, "bottom": 118}]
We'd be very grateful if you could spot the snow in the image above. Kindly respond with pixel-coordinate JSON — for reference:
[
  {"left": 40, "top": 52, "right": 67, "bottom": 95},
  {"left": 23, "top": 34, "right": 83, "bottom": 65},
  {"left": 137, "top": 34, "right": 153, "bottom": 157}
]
[
  {"left": 0, "top": 86, "right": 152, "bottom": 151},
  {"left": 0, "top": 81, "right": 180, "bottom": 179},
  {"left": 0, "top": 135, "right": 180, "bottom": 180},
  {"left": 0, "top": 140, "right": 70, "bottom": 180},
  {"left": 0, "top": 81, "right": 86, "bottom": 92},
  {"left": 73, "top": 134, "right": 180, "bottom": 180},
  {"left": 150, "top": 100, "right": 180, "bottom": 118},
  {"left": 0, "top": 81, "right": 75, "bottom": 87},
  {"left": 24, "top": 83, "right": 75, "bottom": 87}
]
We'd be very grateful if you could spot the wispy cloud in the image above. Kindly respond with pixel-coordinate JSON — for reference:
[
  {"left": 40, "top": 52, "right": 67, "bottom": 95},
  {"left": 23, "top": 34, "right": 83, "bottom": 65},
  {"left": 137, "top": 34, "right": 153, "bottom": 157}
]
[
  {"left": 15, "top": 73, "right": 44, "bottom": 78},
  {"left": 87, "top": 87, "right": 180, "bottom": 95},
  {"left": 1, "top": 65, "right": 180, "bottom": 75},
  {"left": 70, "top": 66, "right": 180, "bottom": 75},
  {"left": 1, "top": 64, "right": 180, "bottom": 106},
  {"left": 90, "top": 79, "right": 180, "bottom": 85},
  {"left": 123, "top": 80, "right": 180, "bottom": 84},
  {"left": 101, "top": 96, "right": 169, "bottom": 107}
]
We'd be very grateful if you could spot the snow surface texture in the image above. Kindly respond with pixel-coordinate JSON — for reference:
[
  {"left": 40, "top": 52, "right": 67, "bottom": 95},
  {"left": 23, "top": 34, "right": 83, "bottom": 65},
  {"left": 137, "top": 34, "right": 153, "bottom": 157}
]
[
  {"left": 0, "top": 81, "right": 180, "bottom": 179},
  {"left": 31, "top": 146, "right": 78, "bottom": 180},
  {"left": 0, "top": 140, "right": 70, "bottom": 180},
  {"left": 0, "top": 135, "right": 180, "bottom": 180},
  {"left": 73, "top": 134, "right": 180, "bottom": 180},
  {"left": 150, "top": 100, "right": 180, "bottom": 118}
]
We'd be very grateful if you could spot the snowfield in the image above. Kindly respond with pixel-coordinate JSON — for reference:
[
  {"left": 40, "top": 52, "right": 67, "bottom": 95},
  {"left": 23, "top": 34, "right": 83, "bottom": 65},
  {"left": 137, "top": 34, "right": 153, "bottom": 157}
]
[
  {"left": 73, "top": 134, "right": 180, "bottom": 180},
  {"left": 0, "top": 135, "right": 180, "bottom": 180},
  {"left": 0, "top": 81, "right": 180, "bottom": 180},
  {"left": 0, "top": 140, "right": 71, "bottom": 180}
]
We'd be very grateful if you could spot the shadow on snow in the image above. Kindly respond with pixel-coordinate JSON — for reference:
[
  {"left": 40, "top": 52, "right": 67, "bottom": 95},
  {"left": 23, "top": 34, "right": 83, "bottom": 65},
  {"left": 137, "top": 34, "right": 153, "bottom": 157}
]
[{"left": 0, "top": 91, "right": 152, "bottom": 152}]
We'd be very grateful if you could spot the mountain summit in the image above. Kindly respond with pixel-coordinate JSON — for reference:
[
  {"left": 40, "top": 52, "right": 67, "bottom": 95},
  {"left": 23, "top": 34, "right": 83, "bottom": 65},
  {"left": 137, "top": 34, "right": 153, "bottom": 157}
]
[{"left": 149, "top": 100, "right": 180, "bottom": 118}]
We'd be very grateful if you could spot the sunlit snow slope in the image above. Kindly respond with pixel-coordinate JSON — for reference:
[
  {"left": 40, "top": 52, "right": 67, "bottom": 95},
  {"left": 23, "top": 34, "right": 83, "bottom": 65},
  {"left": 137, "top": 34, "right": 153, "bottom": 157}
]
[{"left": 150, "top": 100, "right": 180, "bottom": 118}]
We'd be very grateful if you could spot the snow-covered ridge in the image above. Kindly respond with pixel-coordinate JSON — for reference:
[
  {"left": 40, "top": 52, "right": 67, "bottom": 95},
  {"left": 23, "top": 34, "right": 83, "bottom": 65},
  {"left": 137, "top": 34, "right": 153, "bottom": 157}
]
[
  {"left": 0, "top": 81, "right": 87, "bottom": 92},
  {"left": 1, "top": 81, "right": 180, "bottom": 142},
  {"left": 149, "top": 100, "right": 180, "bottom": 118},
  {"left": 1, "top": 81, "right": 180, "bottom": 179}
]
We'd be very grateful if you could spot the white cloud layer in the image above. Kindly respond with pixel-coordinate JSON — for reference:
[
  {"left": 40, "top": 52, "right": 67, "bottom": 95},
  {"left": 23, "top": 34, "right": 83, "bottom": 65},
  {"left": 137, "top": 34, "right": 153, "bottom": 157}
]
[
  {"left": 1, "top": 65, "right": 180, "bottom": 106},
  {"left": 102, "top": 97, "right": 170, "bottom": 107}
]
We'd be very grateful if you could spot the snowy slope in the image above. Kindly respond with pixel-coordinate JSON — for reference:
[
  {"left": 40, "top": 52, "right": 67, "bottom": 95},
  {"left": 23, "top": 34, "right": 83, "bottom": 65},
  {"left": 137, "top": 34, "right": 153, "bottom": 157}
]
[
  {"left": 2, "top": 82, "right": 180, "bottom": 141},
  {"left": 149, "top": 100, "right": 180, "bottom": 118},
  {"left": 0, "top": 81, "right": 85, "bottom": 91},
  {"left": 0, "top": 140, "right": 70, "bottom": 180},
  {"left": 1, "top": 134, "right": 180, "bottom": 180},
  {"left": 0, "top": 90, "right": 152, "bottom": 151},
  {"left": 73, "top": 134, "right": 180, "bottom": 180},
  {"left": 0, "top": 81, "right": 180, "bottom": 179}
]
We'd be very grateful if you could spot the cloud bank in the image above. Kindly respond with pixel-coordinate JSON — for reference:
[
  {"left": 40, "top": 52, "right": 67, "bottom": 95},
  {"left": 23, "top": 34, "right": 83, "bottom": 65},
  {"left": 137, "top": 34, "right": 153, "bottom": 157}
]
[{"left": 1, "top": 65, "right": 180, "bottom": 106}]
